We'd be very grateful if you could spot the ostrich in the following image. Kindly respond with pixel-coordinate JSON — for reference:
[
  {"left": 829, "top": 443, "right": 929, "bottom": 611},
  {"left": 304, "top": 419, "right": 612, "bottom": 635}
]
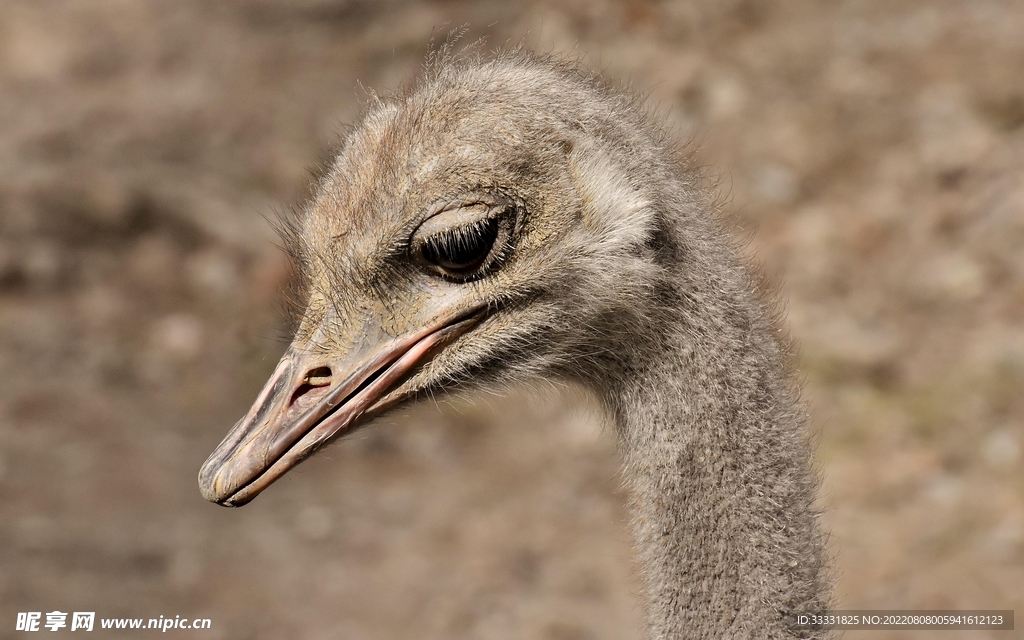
[{"left": 199, "top": 50, "right": 831, "bottom": 638}]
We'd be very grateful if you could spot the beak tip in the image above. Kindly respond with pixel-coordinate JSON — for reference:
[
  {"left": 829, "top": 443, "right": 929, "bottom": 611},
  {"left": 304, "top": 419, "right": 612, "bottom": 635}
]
[
  {"left": 198, "top": 455, "right": 261, "bottom": 507},
  {"left": 198, "top": 456, "right": 230, "bottom": 505}
]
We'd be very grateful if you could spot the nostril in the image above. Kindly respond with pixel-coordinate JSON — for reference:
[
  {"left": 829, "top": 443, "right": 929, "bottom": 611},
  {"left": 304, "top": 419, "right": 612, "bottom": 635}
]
[
  {"left": 289, "top": 367, "right": 333, "bottom": 412},
  {"left": 304, "top": 366, "right": 332, "bottom": 386}
]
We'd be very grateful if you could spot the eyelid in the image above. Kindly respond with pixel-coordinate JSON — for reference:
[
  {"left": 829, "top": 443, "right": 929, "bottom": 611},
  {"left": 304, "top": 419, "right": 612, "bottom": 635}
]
[{"left": 414, "top": 203, "right": 495, "bottom": 241}]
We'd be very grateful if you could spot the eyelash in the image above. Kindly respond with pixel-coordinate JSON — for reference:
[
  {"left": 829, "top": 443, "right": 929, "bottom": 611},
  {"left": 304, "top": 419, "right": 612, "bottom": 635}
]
[{"left": 420, "top": 216, "right": 502, "bottom": 277}]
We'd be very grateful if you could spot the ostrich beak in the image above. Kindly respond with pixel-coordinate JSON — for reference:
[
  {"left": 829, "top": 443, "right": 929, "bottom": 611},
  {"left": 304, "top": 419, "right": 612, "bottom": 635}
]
[{"left": 199, "top": 309, "right": 484, "bottom": 507}]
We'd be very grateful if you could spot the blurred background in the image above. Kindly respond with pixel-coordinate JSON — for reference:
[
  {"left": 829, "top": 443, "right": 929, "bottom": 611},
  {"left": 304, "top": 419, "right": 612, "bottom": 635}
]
[{"left": 1, "top": 1, "right": 1022, "bottom": 638}]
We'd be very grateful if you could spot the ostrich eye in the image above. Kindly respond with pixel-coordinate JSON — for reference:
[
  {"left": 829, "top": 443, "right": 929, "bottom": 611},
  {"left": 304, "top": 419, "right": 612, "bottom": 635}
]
[
  {"left": 420, "top": 218, "right": 499, "bottom": 275},
  {"left": 411, "top": 202, "right": 514, "bottom": 280}
]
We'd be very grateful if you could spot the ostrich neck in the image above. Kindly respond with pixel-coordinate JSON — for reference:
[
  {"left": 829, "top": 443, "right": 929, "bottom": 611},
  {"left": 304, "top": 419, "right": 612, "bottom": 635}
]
[{"left": 609, "top": 272, "right": 830, "bottom": 639}]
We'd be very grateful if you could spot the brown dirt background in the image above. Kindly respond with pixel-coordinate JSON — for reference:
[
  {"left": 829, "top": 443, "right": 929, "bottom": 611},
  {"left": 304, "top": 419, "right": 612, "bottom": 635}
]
[{"left": 1, "top": 1, "right": 1022, "bottom": 638}]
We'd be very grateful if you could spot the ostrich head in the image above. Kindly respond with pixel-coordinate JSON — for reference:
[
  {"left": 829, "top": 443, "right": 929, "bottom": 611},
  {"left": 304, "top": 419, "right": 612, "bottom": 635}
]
[{"left": 199, "top": 52, "right": 692, "bottom": 507}]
